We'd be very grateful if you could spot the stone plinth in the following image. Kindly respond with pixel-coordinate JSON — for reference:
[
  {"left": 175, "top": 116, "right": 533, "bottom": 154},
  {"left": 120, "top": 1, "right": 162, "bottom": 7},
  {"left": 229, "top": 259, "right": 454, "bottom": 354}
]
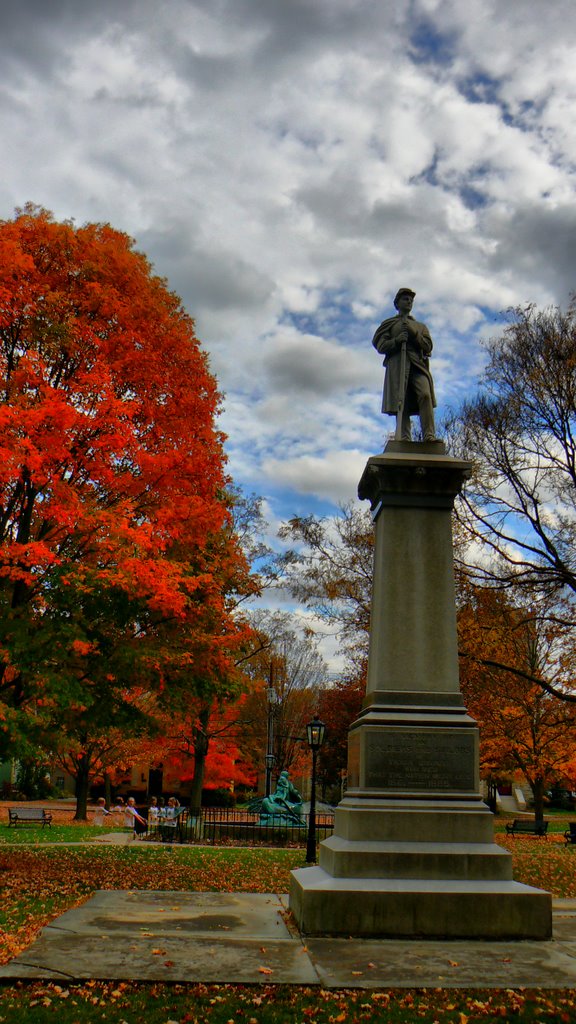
[
  {"left": 289, "top": 441, "right": 552, "bottom": 939},
  {"left": 289, "top": 874, "right": 552, "bottom": 939}
]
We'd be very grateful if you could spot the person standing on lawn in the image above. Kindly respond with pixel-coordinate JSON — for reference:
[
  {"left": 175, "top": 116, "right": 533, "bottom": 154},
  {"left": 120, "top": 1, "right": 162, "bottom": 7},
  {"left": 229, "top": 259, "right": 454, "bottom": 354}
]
[
  {"left": 93, "top": 798, "right": 111, "bottom": 826},
  {"left": 124, "top": 797, "right": 147, "bottom": 837}
]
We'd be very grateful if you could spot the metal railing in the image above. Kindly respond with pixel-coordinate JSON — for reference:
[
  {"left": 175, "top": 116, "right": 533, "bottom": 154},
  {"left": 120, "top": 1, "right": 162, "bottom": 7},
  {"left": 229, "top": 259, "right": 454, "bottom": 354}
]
[{"left": 144, "top": 806, "right": 335, "bottom": 847}]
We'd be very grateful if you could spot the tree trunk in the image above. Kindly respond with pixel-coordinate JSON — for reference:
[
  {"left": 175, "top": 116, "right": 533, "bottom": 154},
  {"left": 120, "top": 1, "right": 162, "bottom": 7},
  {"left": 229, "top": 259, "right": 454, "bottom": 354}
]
[
  {"left": 73, "top": 755, "right": 91, "bottom": 821},
  {"left": 103, "top": 771, "right": 112, "bottom": 810},
  {"left": 188, "top": 705, "right": 211, "bottom": 812},
  {"left": 532, "top": 776, "right": 546, "bottom": 823}
]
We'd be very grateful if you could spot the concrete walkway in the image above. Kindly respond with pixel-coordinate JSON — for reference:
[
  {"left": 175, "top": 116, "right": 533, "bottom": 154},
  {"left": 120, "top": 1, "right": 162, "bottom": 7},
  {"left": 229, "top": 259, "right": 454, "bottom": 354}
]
[{"left": 2, "top": 891, "right": 576, "bottom": 988}]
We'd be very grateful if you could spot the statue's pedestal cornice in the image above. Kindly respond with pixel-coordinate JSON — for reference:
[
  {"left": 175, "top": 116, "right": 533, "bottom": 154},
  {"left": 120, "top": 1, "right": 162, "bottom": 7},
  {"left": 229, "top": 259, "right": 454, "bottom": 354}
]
[{"left": 358, "top": 440, "right": 472, "bottom": 513}]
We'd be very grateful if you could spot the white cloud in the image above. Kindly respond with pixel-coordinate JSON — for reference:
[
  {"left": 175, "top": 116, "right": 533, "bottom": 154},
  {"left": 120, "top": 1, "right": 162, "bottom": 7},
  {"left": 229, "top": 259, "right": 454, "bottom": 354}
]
[
  {"left": 262, "top": 329, "right": 373, "bottom": 397},
  {"left": 263, "top": 449, "right": 370, "bottom": 505},
  {"left": 1, "top": 0, "right": 576, "bottom": 523}
]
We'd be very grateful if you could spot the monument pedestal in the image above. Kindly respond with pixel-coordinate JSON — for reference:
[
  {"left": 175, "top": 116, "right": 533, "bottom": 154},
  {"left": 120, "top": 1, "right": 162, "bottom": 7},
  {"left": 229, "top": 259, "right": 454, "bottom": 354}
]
[{"left": 290, "top": 442, "right": 552, "bottom": 939}]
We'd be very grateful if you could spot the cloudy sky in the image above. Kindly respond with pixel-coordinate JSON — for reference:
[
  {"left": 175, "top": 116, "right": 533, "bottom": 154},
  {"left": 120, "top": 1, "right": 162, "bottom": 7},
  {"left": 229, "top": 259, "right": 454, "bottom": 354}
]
[{"left": 2, "top": 0, "right": 576, "bottom": 537}]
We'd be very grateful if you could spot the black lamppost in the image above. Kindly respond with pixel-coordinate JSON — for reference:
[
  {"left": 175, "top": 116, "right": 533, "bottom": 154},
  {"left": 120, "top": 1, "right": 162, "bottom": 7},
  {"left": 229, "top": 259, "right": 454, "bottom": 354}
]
[
  {"left": 264, "top": 753, "right": 275, "bottom": 797},
  {"left": 265, "top": 685, "right": 277, "bottom": 797},
  {"left": 305, "top": 715, "right": 327, "bottom": 864}
]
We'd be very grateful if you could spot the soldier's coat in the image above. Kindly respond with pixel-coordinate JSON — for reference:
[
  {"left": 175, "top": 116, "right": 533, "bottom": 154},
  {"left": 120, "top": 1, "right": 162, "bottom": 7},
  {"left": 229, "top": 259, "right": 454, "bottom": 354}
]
[{"left": 372, "top": 314, "right": 436, "bottom": 415}]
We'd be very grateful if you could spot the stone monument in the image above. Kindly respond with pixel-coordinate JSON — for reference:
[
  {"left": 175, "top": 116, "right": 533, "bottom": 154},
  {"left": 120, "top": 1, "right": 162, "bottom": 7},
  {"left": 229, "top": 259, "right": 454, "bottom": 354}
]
[{"left": 289, "top": 291, "right": 552, "bottom": 939}]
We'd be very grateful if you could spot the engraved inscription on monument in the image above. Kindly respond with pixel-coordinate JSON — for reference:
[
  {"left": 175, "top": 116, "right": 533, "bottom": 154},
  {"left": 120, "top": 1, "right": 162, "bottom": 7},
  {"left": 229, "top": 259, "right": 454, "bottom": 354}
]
[{"left": 366, "top": 728, "right": 476, "bottom": 791}]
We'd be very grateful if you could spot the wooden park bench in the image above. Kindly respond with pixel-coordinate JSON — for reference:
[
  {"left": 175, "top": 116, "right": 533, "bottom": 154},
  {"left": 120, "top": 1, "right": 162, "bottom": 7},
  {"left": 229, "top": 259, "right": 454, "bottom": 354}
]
[
  {"left": 8, "top": 807, "right": 52, "bottom": 828},
  {"left": 505, "top": 818, "right": 548, "bottom": 838},
  {"left": 564, "top": 823, "right": 576, "bottom": 845}
]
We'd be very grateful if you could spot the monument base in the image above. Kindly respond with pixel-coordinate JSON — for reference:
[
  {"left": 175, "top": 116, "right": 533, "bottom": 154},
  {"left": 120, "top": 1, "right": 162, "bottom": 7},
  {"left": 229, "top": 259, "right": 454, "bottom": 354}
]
[
  {"left": 289, "top": 870, "right": 552, "bottom": 939},
  {"left": 290, "top": 444, "right": 552, "bottom": 941},
  {"left": 289, "top": 790, "right": 552, "bottom": 939}
]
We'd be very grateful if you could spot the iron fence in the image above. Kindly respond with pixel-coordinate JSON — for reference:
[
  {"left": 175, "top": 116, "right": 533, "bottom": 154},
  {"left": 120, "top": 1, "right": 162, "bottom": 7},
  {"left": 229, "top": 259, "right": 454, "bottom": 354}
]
[{"left": 144, "top": 806, "right": 335, "bottom": 847}]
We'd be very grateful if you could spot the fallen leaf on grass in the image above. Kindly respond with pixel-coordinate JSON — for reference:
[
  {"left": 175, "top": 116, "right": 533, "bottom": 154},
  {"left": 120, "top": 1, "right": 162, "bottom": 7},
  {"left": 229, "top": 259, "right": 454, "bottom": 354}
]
[
  {"left": 51, "top": 986, "right": 69, "bottom": 999},
  {"left": 258, "top": 966, "right": 273, "bottom": 974},
  {"left": 151, "top": 948, "right": 167, "bottom": 955}
]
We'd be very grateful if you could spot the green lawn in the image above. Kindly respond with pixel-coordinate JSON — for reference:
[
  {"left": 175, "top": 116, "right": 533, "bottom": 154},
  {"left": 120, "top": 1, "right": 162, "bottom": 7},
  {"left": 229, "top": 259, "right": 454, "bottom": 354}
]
[
  {"left": 1, "top": 836, "right": 576, "bottom": 1022},
  {"left": 0, "top": 824, "right": 101, "bottom": 845}
]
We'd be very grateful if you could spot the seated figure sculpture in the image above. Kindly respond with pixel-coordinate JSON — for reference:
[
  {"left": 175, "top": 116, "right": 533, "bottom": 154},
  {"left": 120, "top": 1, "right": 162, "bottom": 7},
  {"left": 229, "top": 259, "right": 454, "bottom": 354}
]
[{"left": 260, "top": 771, "right": 304, "bottom": 825}]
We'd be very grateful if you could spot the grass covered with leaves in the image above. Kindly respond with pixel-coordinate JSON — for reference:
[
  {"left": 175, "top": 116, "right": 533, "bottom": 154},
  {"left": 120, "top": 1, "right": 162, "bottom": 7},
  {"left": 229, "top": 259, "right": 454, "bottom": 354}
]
[
  {"left": 498, "top": 831, "right": 576, "bottom": 895},
  {"left": 2, "top": 839, "right": 576, "bottom": 1021},
  {"left": 1, "top": 981, "right": 576, "bottom": 1023}
]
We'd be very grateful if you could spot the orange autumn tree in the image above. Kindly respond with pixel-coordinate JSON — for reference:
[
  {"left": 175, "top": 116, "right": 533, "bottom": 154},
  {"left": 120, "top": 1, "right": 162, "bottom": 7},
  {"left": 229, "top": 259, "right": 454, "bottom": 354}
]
[
  {"left": 0, "top": 205, "right": 240, "bottom": 810},
  {"left": 77, "top": 491, "right": 270, "bottom": 816},
  {"left": 55, "top": 723, "right": 147, "bottom": 807},
  {"left": 161, "top": 692, "right": 257, "bottom": 805},
  {"left": 145, "top": 490, "right": 264, "bottom": 810},
  {"left": 458, "top": 586, "right": 576, "bottom": 820}
]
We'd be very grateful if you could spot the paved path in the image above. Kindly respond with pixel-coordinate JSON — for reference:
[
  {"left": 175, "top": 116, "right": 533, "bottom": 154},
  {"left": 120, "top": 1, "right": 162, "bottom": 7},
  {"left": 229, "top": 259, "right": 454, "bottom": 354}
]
[{"left": 2, "top": 891, "right": 576, "bottom": 988}]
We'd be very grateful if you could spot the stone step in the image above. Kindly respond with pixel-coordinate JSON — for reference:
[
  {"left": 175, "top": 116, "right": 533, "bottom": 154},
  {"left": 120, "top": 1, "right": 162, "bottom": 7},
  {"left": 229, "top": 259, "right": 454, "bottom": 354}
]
[
  {"left": 335, "top": 800, "right": 495, "bottom": 843},
  {"left": 290, "top": 867, "right": 552, "bottom": 939},
  {"left": 319, "top": 835, "right": 513, "bottom": 881}
]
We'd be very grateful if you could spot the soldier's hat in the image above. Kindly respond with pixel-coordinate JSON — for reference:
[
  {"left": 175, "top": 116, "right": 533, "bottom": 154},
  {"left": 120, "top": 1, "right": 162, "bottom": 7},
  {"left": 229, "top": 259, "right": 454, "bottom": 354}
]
[{"left": 394, "top": 287, "right": 416, "bottom": 307}]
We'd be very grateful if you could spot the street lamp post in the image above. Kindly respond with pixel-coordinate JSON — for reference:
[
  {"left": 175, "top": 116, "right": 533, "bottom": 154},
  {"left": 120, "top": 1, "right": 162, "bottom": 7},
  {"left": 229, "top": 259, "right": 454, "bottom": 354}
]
[
  {"left": 265, "top": 685, "right": 276, "bottom": 797},
  {"left": 305, "top": 715, "right": 327, "bottom": 864},
  {"left": 264, "top": 753, "right": 275, "bottom": 798}
]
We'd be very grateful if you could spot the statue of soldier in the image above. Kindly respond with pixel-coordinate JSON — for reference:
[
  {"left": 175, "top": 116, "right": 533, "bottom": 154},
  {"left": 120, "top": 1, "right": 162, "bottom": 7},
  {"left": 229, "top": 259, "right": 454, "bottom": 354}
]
[{"left": 372, "top": 287, "right": 436, "bottom": 442}]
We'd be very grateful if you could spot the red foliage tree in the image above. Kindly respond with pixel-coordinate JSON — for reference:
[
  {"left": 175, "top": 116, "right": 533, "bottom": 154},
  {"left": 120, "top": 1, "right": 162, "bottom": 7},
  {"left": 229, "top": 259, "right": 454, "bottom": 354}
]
[
  {"left": 0, "top": 205, "right": 242, "bottom": 811},
  {"left": 160, "top": 692, "right": 257, "bottom": 804}
]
